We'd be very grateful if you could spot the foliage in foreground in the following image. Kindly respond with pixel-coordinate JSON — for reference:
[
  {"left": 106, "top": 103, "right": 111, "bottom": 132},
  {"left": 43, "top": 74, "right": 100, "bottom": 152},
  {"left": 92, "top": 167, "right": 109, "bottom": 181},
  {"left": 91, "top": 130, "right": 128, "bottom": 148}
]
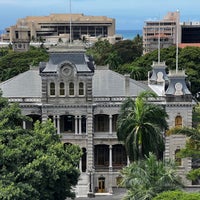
[
  {"left": 121, "top": 153, "right": 182, "bottom": 200},
  {"left": 117, "top": 91, "right": 168, "bottom": 161},
  {"left": 153, "top": 190, "right": 200, "bottom": 200},
  {"left": 0, "top": 95, "right": 81, "bottom": 200}
]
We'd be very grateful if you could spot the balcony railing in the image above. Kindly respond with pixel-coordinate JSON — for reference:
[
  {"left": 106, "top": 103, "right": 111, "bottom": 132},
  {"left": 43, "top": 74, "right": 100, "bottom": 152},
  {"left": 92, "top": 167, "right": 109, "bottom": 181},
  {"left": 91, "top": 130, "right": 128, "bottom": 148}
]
[{"left": 8, "top": 97, "right": 41, "bottom": 103}]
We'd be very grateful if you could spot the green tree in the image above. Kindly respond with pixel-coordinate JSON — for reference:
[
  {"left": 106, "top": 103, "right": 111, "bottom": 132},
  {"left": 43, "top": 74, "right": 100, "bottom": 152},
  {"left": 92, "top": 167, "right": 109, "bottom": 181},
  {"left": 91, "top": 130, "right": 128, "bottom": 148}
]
[
  {"left": 121, "top": 153, "right": 182, "bottom": 200},
  {"left": 117, "top": 91, "right": 168, "bottom": 161},
  {"left": 113, "top": 38, "right": 142, "bottom": 64},
  {"left": 153, "top": 190, "right": 200, "bottom": 200},
  {"left": 105, "top": 50, "right": 122, "bottom": 70},
  {"left": 86, "top": 39, "right": 112, "bottom": 65},
  {"left": 122, "top": 46, "right": 200, "bottom": 97},
  {"left": 0, "top": 46, "right": 48, "bottom": 81},
  {"left": 86, "top": 35, "right": 143, "bottom": 69},
  {"left": 0, "top": 95, "right": 81, "bottom": 200}
]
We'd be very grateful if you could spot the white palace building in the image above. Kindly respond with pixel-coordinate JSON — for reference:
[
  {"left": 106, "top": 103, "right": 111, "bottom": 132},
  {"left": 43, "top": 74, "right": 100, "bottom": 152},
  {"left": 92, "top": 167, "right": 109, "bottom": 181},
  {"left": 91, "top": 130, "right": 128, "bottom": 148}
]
[{"left": 0, "top": 44, "right": 197, "bottom": 197}]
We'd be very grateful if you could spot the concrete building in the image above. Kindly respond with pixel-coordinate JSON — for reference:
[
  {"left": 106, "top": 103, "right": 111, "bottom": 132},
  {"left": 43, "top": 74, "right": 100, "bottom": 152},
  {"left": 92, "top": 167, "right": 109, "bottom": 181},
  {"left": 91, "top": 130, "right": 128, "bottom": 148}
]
[
  {"left": 143, "top": 11, "right": 180, "bottom": 54},
  {"left": 1, "top": 13, "right": 115, "bottom": 43},
  {"left": 143, "top": 11, "right": 200, "bottom": 53},
  {"left": 179, "top": 21, "right": 200, "bottom": 48},
  {"left": 0, "top": 44, "right": 197, "bottom": 197}
]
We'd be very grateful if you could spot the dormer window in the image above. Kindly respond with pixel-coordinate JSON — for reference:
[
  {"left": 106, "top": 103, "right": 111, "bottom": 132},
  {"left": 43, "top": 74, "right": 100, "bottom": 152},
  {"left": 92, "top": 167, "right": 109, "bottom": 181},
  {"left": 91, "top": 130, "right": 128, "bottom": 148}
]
[
  {"left": 69, "top": 82, "right": 75, "bottom": 96},
  {"left": 59, "top": 82, "right": 65, "bottom": 96},
  {"left": 79, "top": 82, "right": 84, "bottom": 96},
  {"left": 50, "top": 82, "right": 55, "bottom": 96}
]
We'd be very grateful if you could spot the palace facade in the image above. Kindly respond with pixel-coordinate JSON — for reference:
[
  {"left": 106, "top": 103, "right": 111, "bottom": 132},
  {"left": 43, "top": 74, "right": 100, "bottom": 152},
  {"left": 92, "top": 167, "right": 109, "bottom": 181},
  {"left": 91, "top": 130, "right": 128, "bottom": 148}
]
[{"left": 0, "top": 44, "right": 196, "bottom": 197}]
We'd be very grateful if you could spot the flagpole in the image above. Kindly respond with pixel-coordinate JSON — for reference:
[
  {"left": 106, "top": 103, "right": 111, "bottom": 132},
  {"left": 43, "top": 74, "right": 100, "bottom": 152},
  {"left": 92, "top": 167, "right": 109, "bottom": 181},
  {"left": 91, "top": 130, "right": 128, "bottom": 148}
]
[
  {"left": 69, "top": 0, "right": 72, "bottom": 44},
  {"left": 158, "top": 20, "right": 160, "bottom": 64},
  {"left": 176, "top": 10, "right": 179, "bottom": 73}
]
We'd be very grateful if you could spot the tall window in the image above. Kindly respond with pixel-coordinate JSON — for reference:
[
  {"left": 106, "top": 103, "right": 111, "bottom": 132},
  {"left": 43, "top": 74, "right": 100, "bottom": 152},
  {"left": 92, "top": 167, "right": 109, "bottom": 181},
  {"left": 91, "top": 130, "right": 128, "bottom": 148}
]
[
  {"left": 59, "top": 82, "right": 65, "bottom": 96},
  {"left": 94, "top": 115, "right": 109, "bottom": 132},
  {"left": 79, "top": 82, "right": 84, "bottom": 96},
  {"left": 50, "top": 82, "right": 55, "bottom": 96},
  {"left": 95, "top": 145, "right": 109, "bottom": 167},
  {"left": 69, "top": 82, "right": 74, "bottom": 96},
  {"left": 175, "top": 116, "right": 182, "bottom": 127},
  {"left": 112, "top": 144, "right": 127, "bottom": 167},
  {"left": 112, "top": 114, "right": 118, "bottom": 132},
  {"left": 175, "top": 149, "right": 182, "bottom": 166}
]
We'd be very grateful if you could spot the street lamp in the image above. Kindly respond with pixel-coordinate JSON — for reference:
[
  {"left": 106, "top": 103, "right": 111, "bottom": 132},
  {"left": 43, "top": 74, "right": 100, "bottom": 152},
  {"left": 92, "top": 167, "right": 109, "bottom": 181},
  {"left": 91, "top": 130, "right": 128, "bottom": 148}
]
[
  {"left": 88, "top": 168, "right": 95, "bottom": 198},
  {"left": 89, "top": 169, "right": 92, "bottom": 193}
]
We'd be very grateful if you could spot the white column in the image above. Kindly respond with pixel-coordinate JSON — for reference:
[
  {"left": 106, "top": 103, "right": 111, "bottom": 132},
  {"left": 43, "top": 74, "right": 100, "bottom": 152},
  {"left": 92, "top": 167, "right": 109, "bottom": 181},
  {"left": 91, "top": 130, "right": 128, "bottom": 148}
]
[
  {"left": 57, "top": 115, "right": 60, "bottom": 134},
  {"left": 79, "top": 158, "right": 82, "bottom": 173},
  {"left": 22, "top": 121, "right": 26, "bottom": 129},
  {"left": 109, "top": 145, "right": 113, "bottom": 171},
  {"left": 109, "top": 115, "right": 112, "bottom": 134},
  {"left": 75, "top": 115, "right": 78, "bottom": 134},
  {"left": 79, "top": 115, "right": 82, "bottom": 134},
  {"left": 53, "top": 115, "right": 56, "bottom": 128}
]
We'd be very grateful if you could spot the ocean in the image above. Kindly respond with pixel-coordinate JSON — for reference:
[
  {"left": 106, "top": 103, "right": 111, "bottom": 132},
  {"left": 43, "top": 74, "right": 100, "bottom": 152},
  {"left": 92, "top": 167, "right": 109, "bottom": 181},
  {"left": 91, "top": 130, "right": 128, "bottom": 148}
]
[{"left": 116, "top": 30, "right": 142, "bottom": 40}]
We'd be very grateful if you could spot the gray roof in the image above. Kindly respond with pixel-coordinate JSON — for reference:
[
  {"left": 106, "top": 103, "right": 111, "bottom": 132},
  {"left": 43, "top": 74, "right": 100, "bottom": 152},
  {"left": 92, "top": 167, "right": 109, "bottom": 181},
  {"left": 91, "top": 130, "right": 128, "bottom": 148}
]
[
  {"left": 0, "top": 68, "right": 150, "bottom": 98},
  {"left": 0, "top": 69, "right": 41, "bottom": 98},
  {"left": 93, "top": 69, "right": 150, "bottom": 96},
  {"left": 42, "top": 52, "right": 92, "bottom": 73},
  {"left": 50, "top": 53, "right": 86, "bottom": 65}
]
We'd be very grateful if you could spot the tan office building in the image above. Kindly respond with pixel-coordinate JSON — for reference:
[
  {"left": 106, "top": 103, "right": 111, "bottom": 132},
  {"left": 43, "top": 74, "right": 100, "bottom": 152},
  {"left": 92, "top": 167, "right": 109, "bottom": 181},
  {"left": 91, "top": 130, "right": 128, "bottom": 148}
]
[
  {"left": 1, "top": 13, "right": 115, "bottom": 43},
  {"left": 143, "top": 11, "right": 180, "bottom": 54}
]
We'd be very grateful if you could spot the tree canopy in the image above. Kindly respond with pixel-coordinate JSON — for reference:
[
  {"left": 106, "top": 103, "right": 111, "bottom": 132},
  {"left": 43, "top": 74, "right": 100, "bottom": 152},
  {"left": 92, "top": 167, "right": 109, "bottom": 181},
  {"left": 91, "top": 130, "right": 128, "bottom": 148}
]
[
  {"left": 119, "top": 46, "right": 200, "bottom": 97},
  {"left": 117, "top": 91, "right": 168, "bottom": 161},
  {"left": 0, "top": 95, "right": 81, "bottom": 200},
  {"left": 0, "top": 46, "right": 48, "bottom": 81},
  {"left": 86, "top": 35, "right": 143, "bottom": 70}
]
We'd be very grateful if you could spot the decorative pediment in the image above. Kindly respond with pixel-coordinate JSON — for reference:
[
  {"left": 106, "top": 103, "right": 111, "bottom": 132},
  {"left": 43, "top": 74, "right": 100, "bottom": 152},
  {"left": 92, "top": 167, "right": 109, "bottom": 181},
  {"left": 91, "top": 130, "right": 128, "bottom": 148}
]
[{"left": 59, "top": 62, "right": 76, "bottom": 78}]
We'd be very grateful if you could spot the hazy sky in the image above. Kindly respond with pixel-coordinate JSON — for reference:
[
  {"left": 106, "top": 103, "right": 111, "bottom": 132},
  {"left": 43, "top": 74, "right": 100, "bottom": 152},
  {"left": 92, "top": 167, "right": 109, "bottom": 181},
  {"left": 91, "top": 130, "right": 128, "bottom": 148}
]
[{"left": 0, "top": 0, "right": 199, "bottom": 30}]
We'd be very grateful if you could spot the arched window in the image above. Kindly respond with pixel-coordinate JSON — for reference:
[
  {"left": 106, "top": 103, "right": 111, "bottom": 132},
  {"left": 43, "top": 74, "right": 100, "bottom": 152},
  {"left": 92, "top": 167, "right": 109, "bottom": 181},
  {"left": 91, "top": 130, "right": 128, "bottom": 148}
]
[
  {"left": 59, "top": 82, "right": 65, "bottom": 96},
  {"left": 79, "top": 82, "right": 84, "bottom": 96},
  {"left": 175, "top": 116, "right": 182, "bottom": 127},
  {"left": 69, "top": 82, "right": 74, "bottom": 96},
  {"left": 50, "top": 82, "right": 55, "bottom": 96}
]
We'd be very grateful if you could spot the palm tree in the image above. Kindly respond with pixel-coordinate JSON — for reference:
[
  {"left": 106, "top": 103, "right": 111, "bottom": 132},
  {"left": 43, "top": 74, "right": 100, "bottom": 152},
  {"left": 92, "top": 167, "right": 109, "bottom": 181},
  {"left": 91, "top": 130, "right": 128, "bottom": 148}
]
[
  {"left": 121, "top": 153, "right": 183, "bottom": 200},
  {"left": 117, "top": 91, "right": 168, "bottom": 161}
]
